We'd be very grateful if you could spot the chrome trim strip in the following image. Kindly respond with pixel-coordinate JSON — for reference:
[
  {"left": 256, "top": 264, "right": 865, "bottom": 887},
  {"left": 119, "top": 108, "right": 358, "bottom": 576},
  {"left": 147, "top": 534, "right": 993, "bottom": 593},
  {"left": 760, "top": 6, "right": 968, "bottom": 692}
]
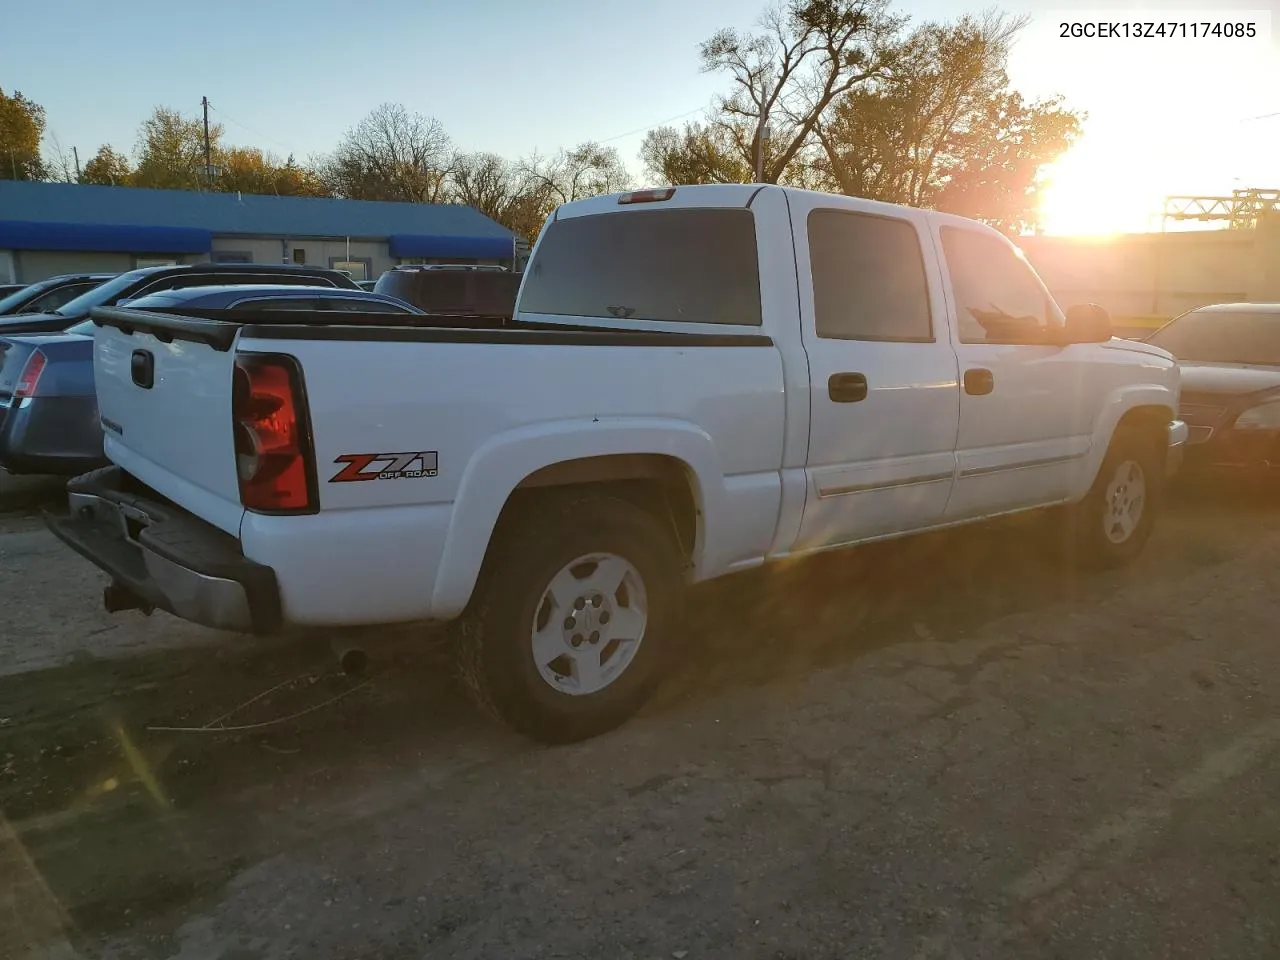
[
  {"left": 957, "top": 452, "right": 1084, "bottom": 480},
  {"left": 817, "top": 471, "right": 953, "bottom": 499}
]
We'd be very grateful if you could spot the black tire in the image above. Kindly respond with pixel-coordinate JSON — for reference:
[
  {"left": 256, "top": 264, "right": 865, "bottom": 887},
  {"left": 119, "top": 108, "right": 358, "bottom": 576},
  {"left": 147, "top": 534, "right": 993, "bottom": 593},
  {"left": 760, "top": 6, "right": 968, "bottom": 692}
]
[
  {"left": 1068, "top": 426, "right": 1164, "bottom": 569},
  {"left": 455, "top": 489, "right": 685, "bottom": 744}
]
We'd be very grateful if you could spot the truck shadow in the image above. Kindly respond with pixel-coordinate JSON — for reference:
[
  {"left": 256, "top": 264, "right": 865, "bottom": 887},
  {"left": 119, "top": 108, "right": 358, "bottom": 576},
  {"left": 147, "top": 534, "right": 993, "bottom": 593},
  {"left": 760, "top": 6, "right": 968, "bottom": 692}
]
[{"left": 0, "top": 485, "right": 1273, "bottom": 945}]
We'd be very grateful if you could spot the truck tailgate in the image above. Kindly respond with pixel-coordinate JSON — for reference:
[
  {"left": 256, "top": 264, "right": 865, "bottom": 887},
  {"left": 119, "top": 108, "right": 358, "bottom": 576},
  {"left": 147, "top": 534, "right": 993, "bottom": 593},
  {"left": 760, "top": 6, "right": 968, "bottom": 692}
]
[{"left": 94, "top": 311, "right": 244, "bottom": 533}]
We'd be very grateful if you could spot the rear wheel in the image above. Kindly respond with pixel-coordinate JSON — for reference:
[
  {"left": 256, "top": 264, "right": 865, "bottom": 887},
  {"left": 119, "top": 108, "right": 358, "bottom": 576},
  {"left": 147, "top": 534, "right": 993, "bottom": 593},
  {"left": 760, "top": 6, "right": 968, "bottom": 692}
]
[
  {"left": 455, "top": 490, "right": 684, "bottom": 743},
  {"left": 1068, "top": 426, "right": 1163, "bottom": 568}
]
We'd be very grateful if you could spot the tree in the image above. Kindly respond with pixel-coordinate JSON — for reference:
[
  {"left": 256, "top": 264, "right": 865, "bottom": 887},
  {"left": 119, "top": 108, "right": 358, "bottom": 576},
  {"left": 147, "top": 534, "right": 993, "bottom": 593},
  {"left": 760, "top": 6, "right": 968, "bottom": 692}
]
[
  {"left": 272, "top": 155, "right": 330, "bottom": 198},
  {"left": 812, "top": 11, "right": 1082, "bottom": 230},
  {"left": 640, "top": 122, "right": 751, "bottom": 185},
  {"left": 0, "top": 87, "right": 48, "bottom": 181},
  {"left": 43, "top": 132, "right": 79, "bottom": 183},
  {"left": 447, "top": 145, "right": 629, "bottom": 241},
  {"left": 697, "top": 0, "right": 902, "bottom": 184},
  {"left": 322, "top": 103, "right": 452, "bottom": 203},
  {"left": 81, "top": 145, "right": 134, "bottom": 185},
  {"left": 216, "top": 147, "right": 330, "bottom": 197},
  {"left": 133, "top": 106, "right": 222, "bottom": 190},
  {"left": 449, "top": 151, "right": 523, "bottom": 222},
  {"left": 519, "top": 142, "right": 631, "bottom": 206},
  {"left": 929, "top": 92, "right": 1082, "bottom": 234}
]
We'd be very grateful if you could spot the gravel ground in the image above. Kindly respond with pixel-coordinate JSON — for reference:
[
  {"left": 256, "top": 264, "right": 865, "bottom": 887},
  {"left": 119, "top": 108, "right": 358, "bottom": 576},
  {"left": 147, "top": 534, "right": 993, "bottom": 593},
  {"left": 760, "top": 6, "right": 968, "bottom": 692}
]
[{"left": 1, "top": 470, "right": 1278, "bottom": 960}]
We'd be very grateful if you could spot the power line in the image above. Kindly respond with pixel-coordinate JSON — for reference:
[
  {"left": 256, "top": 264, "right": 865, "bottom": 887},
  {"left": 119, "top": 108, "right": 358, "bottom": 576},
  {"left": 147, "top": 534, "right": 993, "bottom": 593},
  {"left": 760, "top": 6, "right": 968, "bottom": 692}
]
[
  {"left": 206, "top": 101, "right": 301, "bottom": 154},
  {"left": 596, "top": 105, "right": 709, "bottom": 144},
  {"left": 1240, "top": 110, "right": 1280, "bottom": 122}
]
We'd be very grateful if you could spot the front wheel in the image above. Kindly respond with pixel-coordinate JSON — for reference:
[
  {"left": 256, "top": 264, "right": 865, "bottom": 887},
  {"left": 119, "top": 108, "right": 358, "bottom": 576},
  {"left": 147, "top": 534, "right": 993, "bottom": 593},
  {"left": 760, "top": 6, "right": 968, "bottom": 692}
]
[
  {"left": 1068, "top": 427, "right": 1164, "bottom": 568},
  {"left": 455, "top": 490, "right": 684, "bottom": 743}
]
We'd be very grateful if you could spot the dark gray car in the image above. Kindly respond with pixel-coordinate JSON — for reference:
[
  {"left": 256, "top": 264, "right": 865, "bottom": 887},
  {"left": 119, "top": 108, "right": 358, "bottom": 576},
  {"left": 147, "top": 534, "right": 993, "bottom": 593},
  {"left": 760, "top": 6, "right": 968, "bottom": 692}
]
[
  {"left": 0, "top": 284, "right": 423, "bottom": 476},
  {"left": 0, "top": 262, "right": 361, "bottom": 338},
  {"left": 0, "top": 273, "right": 116, "bottom": 316}
]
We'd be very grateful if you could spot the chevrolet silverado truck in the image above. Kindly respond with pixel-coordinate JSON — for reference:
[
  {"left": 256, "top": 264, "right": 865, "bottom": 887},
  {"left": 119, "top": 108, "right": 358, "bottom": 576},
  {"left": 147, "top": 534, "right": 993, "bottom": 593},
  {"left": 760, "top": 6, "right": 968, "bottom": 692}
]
[{"left": 48, "top": 184, "right": 1188, "bottom": 743}]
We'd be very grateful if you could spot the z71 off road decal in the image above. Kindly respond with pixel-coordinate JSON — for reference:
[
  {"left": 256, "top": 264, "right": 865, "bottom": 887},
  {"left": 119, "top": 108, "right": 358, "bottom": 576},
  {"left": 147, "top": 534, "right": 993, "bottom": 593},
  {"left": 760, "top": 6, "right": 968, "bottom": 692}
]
[{"left": 329, "top": 451, "right": 439, "bottom": 482}]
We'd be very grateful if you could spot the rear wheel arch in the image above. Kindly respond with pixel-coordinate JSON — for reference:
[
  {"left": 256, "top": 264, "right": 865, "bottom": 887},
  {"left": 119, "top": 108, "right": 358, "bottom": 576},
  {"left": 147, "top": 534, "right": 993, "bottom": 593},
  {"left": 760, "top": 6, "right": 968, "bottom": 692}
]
[{"left": 494, "top": 453, "right": 702, "bottom": 570}]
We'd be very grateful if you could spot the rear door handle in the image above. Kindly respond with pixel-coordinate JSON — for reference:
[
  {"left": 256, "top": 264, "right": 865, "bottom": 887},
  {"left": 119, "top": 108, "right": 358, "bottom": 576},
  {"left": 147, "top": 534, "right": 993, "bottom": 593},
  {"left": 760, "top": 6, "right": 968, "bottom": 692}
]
[
  {"left": 828, "top": 372, "right": 868, "bottom": 403},
  {"left": 963, "top": 367, "right": 994, "bottom": 396}
]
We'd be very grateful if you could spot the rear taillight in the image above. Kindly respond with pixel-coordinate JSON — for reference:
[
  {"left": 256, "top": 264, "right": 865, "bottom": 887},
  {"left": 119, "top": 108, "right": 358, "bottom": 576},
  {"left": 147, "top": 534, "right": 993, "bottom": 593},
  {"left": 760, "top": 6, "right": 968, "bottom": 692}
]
[
  {"left": 14, "top": 351, "right": 47, "bottom": 399},
  {"left": 232, "top": 354, "right": 315, "bottom": 513}
]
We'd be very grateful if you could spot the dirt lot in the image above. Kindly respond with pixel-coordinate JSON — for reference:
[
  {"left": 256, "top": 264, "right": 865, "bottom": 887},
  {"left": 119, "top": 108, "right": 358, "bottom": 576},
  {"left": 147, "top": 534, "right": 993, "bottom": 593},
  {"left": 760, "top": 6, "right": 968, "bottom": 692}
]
[{"left": 2, "top": 471, "right": 1279, "bottom": 960}]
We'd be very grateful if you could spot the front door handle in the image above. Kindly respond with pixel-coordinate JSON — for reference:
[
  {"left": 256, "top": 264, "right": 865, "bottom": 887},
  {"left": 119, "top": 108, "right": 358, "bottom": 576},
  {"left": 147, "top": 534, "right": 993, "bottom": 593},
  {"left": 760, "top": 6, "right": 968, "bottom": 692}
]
[
  {"left": 963, "top": 367, "right": 994, "bottom": 396},
  {"left": 828, "top": 372, "right": 868, "bottom": 403}
]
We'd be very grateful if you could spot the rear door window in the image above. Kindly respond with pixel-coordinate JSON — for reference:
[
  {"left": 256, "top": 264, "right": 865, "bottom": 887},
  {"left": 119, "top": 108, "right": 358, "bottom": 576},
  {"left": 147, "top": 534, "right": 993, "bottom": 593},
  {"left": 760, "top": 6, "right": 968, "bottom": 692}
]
[
  {"left": 807, "top": 209, "right": 933, "bottom": 341},
  {"left": 518, "top": 208, "right": 762, "bottom": 326}
]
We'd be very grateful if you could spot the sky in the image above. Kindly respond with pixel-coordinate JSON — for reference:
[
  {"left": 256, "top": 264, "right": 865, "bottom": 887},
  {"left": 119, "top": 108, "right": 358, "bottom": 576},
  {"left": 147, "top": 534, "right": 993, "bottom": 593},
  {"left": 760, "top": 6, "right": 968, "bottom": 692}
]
[{"left": 2, "top": 0, "right": 1278, "bottom": 235}]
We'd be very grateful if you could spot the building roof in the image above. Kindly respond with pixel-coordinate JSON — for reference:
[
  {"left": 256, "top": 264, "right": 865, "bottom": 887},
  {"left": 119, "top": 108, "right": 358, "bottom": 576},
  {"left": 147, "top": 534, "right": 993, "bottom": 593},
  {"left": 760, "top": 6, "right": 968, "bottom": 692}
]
[{"left": 0, "top": 181, "right": 516, "bottom": 259}]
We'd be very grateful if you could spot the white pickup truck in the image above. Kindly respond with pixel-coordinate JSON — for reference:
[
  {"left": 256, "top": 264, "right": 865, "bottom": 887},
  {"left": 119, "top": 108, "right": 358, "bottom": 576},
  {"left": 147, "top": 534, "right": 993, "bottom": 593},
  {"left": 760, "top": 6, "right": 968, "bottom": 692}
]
[{"left": 49, "top": 184, "right": 1188, "bottom": 742}]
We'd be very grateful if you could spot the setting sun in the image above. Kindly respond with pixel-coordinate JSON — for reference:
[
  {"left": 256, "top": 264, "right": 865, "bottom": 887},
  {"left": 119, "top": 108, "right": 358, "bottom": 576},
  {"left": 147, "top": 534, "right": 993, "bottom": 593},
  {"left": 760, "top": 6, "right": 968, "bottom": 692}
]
[
  {"left": 1035, "top": 145, "right": 1169, "bottom": 237},
  {"left": 1013, "top": 11, "right": 1279, "bottom": 237}
]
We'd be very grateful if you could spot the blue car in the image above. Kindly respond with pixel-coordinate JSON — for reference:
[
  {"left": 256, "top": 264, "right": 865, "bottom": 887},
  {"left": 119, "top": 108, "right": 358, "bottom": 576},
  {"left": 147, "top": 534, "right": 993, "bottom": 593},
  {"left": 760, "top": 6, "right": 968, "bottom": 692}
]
[{"left": 0, "top": 284, "right": 424, "bottom": 476}]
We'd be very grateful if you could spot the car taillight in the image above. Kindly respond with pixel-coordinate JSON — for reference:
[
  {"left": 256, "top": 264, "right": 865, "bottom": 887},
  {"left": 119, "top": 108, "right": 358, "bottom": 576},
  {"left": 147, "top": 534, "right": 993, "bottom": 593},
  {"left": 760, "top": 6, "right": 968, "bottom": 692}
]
[
  {"left": 232, "top": 354, "right": 315, "bottom": 513},
  {"left": 14, "top": 351, "right": 47, "bottom": 399}
]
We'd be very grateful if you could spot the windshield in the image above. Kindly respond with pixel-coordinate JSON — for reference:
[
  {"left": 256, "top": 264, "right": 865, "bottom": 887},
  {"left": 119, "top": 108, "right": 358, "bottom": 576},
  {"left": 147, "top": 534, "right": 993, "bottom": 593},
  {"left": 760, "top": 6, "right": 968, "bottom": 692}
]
[
  {"left": 65, "top": 320, "right": 95, "bottom": 336},
  {"left": 0, "top": 285, "right": 37, "bottom": 314},
  {"left": 1146, "top": 310, "right": 1280, "bottom": 365},
  {"left": 54, "top": 271, "right": 150, "bottom": 317}
]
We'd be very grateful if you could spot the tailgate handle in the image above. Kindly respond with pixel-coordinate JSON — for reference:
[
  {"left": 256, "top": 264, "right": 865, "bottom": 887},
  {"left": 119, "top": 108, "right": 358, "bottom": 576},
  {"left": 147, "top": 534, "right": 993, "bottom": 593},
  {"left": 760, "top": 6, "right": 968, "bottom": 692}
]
[{"left": 130, "top": 350, "right": 154, "bottom": 389}]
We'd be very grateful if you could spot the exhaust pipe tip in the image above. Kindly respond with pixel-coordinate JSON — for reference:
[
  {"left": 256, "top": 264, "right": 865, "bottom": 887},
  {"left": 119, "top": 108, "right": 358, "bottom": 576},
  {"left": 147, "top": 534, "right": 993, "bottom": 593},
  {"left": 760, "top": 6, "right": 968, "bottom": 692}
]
[{"left": 330, "top": 641, "right": 368, "bottom": 676}]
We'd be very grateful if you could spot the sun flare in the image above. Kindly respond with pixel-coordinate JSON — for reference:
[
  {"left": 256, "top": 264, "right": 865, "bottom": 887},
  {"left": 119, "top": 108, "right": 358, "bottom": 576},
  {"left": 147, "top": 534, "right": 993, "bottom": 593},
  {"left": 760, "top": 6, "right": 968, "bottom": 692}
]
[{"left": 1036, "top": 148, "right": 1157, "bottom": 238}]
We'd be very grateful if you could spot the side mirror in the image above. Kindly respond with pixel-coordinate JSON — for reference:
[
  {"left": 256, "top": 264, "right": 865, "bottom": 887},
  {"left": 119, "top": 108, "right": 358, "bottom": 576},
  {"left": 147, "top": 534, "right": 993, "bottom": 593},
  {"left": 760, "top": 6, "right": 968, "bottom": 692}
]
[{"left": 1059, "top": 303, "right": 1113, "bottom": 343}]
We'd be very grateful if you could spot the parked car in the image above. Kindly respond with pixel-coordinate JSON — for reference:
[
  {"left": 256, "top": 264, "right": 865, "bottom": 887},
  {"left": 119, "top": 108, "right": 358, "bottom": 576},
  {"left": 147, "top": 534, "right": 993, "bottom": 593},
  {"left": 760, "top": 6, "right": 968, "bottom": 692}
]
[
  {"left": 1145, "top": 302, "right": 1280, "bottom": 475},
  {"left": 0, "top": 285, "right": 423, "bottom": 476},
  {"left": 0, "top": 262, "right": 361, "bottom": 337},
  {"left": 375, "top": 264, "right": 519, "bottom": 318},
  {"left": 357, "top": 279, "right": 378, "bottom": 292},
  {"left": 48, "top": 184, "right": 1186, "bottom": 743},
  {"left": 0, "top": 273, "right": 116, "bottom": 317}
]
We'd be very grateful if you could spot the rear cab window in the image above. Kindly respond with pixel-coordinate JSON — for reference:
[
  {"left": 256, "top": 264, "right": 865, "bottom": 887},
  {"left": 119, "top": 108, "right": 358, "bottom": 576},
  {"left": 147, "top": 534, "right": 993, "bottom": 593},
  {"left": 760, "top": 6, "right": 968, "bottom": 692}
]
[{"left": 517, "top": 208, "right": 762, "bottom": 326}]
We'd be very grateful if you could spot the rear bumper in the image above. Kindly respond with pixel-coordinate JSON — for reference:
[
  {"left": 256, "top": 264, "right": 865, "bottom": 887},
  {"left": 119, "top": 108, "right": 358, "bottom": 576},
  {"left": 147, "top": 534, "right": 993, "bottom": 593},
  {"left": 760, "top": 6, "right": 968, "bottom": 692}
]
[
  {"left": 1166, "top": 419, "right": 1188, "bottom": 478},
  {"left": 44, "top": 465, "right": 282, "bottom": 635},
  {"left": 0, "top": 395, "right": 107, "bottom": 476}
]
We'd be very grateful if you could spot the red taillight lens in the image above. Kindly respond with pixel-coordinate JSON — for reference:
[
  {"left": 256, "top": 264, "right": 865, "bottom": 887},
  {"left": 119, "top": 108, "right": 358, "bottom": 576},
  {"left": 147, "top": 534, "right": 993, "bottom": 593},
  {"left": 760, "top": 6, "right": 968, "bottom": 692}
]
[
  {"left": 232, "top": 354, "right": 314, "bottom": 512},
  {"left": 14, "top": 351, "right": 47, "bottom": 399}
]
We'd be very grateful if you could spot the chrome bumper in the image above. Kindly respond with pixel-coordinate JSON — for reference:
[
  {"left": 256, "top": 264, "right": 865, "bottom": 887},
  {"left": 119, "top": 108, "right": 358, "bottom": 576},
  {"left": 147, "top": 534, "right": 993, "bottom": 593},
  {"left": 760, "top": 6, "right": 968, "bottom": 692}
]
[
  {"left": 1166, "top": 419, "right": 1188, "bottom": 478},
  {"left": 45, "top": 466, "right": 281, "bottom": 635}
]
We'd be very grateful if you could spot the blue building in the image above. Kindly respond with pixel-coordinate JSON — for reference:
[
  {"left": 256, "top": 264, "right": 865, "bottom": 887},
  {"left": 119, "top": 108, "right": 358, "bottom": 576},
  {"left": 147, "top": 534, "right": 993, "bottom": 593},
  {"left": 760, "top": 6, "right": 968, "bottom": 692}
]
[{"left": 0, "top": 180, "right": 520, "bottom": 284}]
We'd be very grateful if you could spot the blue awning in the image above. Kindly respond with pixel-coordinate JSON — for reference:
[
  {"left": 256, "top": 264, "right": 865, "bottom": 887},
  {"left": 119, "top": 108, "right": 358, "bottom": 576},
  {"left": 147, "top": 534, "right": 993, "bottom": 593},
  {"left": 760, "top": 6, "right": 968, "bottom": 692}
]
[
  {"left": 388, "top": 233, "right": 515, "bottom": 260},
  {"left": 0, "top": 220, "right": 213, "bottom": 254}
]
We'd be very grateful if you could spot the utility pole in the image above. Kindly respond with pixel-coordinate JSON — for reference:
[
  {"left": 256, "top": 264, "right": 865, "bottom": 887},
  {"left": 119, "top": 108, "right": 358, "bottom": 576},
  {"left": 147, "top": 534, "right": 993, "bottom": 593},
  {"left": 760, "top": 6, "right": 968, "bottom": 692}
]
[
  {"left": 202, "top": 96, "right": 212, "bottom": 185},
  {"left": 72, "top": 146, "right": 81, "bottom": 181}
]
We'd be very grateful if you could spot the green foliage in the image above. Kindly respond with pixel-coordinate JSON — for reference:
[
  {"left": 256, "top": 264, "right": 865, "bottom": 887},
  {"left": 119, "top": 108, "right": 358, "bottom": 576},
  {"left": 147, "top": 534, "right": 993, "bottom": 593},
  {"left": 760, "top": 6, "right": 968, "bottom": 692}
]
[
  {"left": 80, "top": 145, "right": 133, "bottom": 185},
  {"left": 132, "top": 106, "right": 221, "bottom": 190},
  {"left": 0, "top": 87, "right": 47, "bottom": 181}
]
